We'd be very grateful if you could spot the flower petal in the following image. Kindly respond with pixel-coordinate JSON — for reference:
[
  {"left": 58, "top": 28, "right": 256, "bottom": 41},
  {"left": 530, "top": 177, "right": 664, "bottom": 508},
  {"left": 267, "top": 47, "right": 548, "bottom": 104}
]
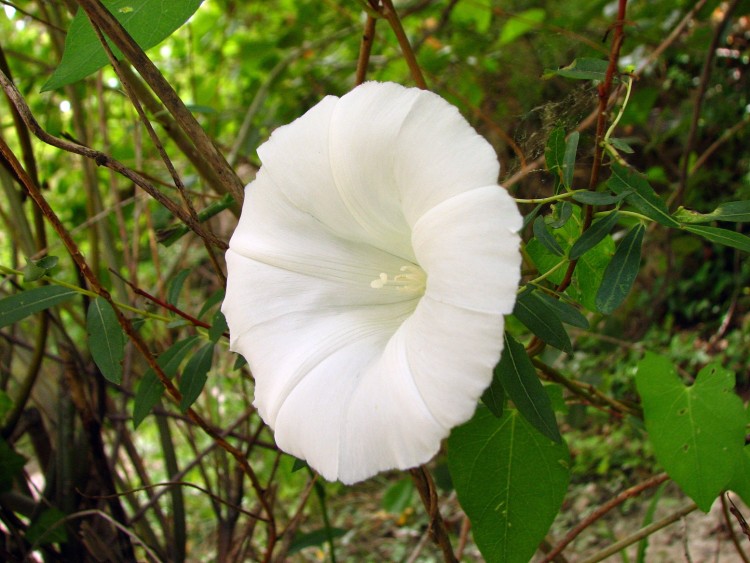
[{"left": 412, "top": 185, "right": 522, "bottom": 314}]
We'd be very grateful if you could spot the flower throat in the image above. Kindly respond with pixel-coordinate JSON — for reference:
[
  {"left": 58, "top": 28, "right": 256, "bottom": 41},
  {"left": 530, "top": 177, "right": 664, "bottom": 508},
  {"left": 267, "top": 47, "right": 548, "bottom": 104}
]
[{"left": 370, "top": 264, "right": 426, "bottom": 294}]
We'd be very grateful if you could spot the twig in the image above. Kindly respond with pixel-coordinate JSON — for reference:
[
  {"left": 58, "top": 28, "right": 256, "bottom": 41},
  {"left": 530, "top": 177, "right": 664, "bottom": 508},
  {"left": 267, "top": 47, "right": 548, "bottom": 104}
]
[
  {"left": 380, "top": 0, "right": 427, "bottom": 89},
  {"left": 541, "top": 473, "right": 669, "bottom": 562},
  {"left": 356, "top": 15, "right": 377, "bottom": 85},
  {"left": 580, "top": 502, "right": 698, "bottom": 563},
  {"left": 409, "top": 466, "right": 457, "bottom": 563},
  {"left": 673, "top": 0, "right": 741, "bottom": 210},
  {"left": 722, "top": 493, "right": 750, "bottom": 562}
]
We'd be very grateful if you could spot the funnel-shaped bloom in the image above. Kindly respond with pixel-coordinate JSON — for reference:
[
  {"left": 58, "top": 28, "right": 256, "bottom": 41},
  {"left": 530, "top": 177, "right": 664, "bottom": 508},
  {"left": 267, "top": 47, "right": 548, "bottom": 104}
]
[{"left": 223, "top": 82, "right": 522, "bottom": 484}]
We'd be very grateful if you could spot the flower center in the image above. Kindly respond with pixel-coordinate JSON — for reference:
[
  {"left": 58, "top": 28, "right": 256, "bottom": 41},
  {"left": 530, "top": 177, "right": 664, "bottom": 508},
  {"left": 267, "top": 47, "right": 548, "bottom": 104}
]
[{"left": 370, "top": 264, "right": 426, "bottom": 294}]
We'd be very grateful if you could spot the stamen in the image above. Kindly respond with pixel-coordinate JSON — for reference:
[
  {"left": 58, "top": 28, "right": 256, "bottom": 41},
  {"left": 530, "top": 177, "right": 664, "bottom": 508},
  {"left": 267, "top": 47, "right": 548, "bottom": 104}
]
[{"left": 370, "top": 265, "right": 426, "bottom": 293}]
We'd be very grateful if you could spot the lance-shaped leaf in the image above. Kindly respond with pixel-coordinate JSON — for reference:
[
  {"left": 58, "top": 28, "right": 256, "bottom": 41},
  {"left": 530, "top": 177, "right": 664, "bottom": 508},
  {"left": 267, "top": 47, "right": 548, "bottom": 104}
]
[
  {"left": 572, "top": 189, "right": 631, "bottom": 205},
  {"left": 562, "top": 132, "right": 579, "bottom": 189},
  {"left": 545, "top": 127, "right": 565, "bottom": 178},
  {"left": 495, "top": 333, "right": 561, "bottom": 442},
  {"left": 513, "top": 290, "right": 571, "bottom": 353},
  {"left": 636, "top": 354, "right": 746, "bottom": 512},
  {"left": 133, "top": 336, "right": 200, "bottom": 428},
  {"left": 87, "top": 297, "right": 124, "bottom": 384},
  {"left": 448, "top": 407, "right": 570, "bottom": 563},
  {"left": 674, "top": 201, "right": 750, "bottom": 224},
  {"left": 609, "top": 163, "right": 679, "bottom": 228},
  {"left": 684, "top": 225, "right": 750, "bottom": 253},
  {"left": 596, "top": 223, "right": 645, "bottom": 314},
  {"left": 0, "top": 286, "right": 77, "bottom": 328},
  {"left": 570, "top": 211, "right": 620, "bottom": 259},
  {"left": 544, "top": 57, "right": 609, "bottom": 81},
  {"left": 179, "top": 343, "right": 214, "bottom": 412},
  {"left": 533, "top": 216, "right": 564, "bottom": 256},
  {"left": 43, "top": 0, "right": 204, "bottom": 91},
  {"left": 534, "top": 291, "right": 589, "bottom": 329}
]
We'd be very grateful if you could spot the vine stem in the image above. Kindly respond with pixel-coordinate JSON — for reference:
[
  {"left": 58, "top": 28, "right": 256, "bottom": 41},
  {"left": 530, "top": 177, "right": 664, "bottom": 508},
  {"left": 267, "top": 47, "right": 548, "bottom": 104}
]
[
  {"left": 0, "top": 134, "right": 278, "bottom": 560},
  {"left": 355, "top": 15, "right": 377, "bottom": 85},
  {"left": 541, "top": 473, "right": 669, "bottom": 562},
  {"left": 409, "top": 466, "right": 457, "bottom": 563},
  {"left": 579, "top": 502, "right": 698, "bottom": 563}
]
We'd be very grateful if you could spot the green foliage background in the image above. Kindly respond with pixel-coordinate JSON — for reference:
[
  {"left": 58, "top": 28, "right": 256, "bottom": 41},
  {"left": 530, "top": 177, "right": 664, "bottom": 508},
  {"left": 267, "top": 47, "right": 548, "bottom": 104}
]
[{"left": 0, "top": 0, "right": 749, "bottom": 561}]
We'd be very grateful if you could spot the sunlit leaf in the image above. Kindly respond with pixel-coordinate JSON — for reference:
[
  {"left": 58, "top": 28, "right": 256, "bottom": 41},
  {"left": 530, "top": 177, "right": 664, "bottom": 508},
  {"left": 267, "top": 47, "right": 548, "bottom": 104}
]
[
  {"left": 545, "top": 126, "right": 565, "bottom": 176},
  {"left": 595, "top": 223, "right": 645, "bottom": 314},
  {"left": 636, "top": 354, "right": 746, "bottom": 512},
  {"left": 533, "top": 216, "right": 564, "bottom": 256},
  {"left": 498, "top": 8, "right": 545, "bottom": 45},
  {"left": 570, "top": 211, "right": 620, "bottom": 259},
  {"left": 43, "top": 0, "right": 205, "bottom": 91},
  {"left": 87, "top": 297, "right": 124, "bottom": 384},
  {"left": 0, "top": 285, "right": 77, "bottom": 328},
  {"left": 448, "top": 407, "right": 569, "bottom": 563},
  {"left": 496, "top": 333, "right": 561, "bottom": 442}
]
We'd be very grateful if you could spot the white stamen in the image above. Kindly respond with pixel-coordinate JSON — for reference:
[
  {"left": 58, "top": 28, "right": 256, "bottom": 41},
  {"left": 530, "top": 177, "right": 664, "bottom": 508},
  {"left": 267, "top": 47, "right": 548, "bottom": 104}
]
[{"left": 370, "top": 265, "right": 426, "bottom": 293}]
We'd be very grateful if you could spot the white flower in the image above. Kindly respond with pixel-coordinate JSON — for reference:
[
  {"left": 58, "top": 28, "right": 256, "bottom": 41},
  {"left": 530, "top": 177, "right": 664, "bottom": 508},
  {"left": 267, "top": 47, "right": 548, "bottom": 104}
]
[{"left": 222, "top": 82, "right": 522, "bottom": 484}]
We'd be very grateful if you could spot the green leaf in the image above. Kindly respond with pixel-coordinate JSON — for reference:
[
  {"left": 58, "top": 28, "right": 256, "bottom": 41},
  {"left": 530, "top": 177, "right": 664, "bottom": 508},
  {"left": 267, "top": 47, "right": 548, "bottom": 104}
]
[
  {"left": 451, "top": 1, "right": 492, "bottom": 33},
  {"left": 0, "top": 285, "right": 77, "bottom": 328},
  {"left": 133, "top": 336, "right": 199, "bottom": 427},
  {"left": 448, "top": 407, "right": 569, "bottom": 563},
  {"left": 498, "top": 8, "right": 545, "bottom": 45},
  {"left": 562, "top": 131, "right": 579, "bottom": 189},
  {"left": 595, "top": 223, "right": 645, "bottom": 314},
  {"left": 728, "top": 446, "right": 750, "bottom": 506},
  {"left": 513, "top": 291, "right": 571, "bottom": 353},
  {"left": 208, "top": 310, "right": 227, "bottom": 343},
  {"left": 496, "top": 333, "right": 561, "bottom": 442},
  {"left": 158, "top": 194, "right": 235, "bottom": 246},
  {"left": 570, "top": 211, "right": 620, "bottom": 259},
  {"left": 636, "top": 354, "right": 746, "bottom": 512},
  {"left": 199, "top": 289, "right": 225, "bottom": 319},
  {"left": 481, "top": 369, "right": 506, "bottom": 418},
  {"left": 684, "top": 225, "right": 750, "bottom": 253},
  {"left": 0, "top": 438, "right": 25, "bottom": 493},
  {"left": 24, "top": 255, "right": 59, "bottom": 282},
  {"left": 167, "top": 269, "right": 190, "bottom": 307},
  {"left": 534, "top": 291, "right": 589, "bottom": 329},
  {"left": 86, "top": 297, "right": 124, "bottom": 385},
  {"left": 382, "top": 478, "right": 414, "bottom": 514},
  {"left": 27, "top": 508, "right": 68, "bottom": 545},
  {"left": 533, "top": 216, "right": 564, "bottom": 256},
  {"left": 544, "top": 127, "right": 565, "bottom": 175},
  {"left": 572, "top": 190, "right": 631, "bottom": 205},
  {"left": 549, "top": 201, "right": 573, "bottom": 229},
  {"left": 674, "top": 200, "right": 750, "bottom": 224},
  {"left": 179, "top": 342, "right": 213, "bottom": 412},
  {"left": 43, "top": 0, "right": 204, "bottom": 91},
  {"left": 544, "top": 57, "right": 609, "bottom": 81},
  {"left": 608, "top": 163, "right": 679, "bottom": 228}
]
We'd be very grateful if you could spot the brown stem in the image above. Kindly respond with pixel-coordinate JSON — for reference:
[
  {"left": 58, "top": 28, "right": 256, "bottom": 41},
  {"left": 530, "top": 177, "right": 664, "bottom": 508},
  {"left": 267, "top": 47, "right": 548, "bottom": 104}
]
[
  {"left": 409, "top": 466, "right": 457, "bottom": 563},
  {"left": 380, "top": 0, "right": 427, "bottom": 89},
  {"left": 722, "top": 493, "right": 750, "bottom": 562},
  {"left": 356, "top": 15, "right": 377, "bottom": 85}
]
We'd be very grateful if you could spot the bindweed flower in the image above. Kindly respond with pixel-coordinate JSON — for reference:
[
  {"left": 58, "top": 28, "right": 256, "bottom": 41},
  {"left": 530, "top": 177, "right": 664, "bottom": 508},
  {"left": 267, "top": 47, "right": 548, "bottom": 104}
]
[{"left": 222, "top": 82, "right": 522, "bottom": 484}]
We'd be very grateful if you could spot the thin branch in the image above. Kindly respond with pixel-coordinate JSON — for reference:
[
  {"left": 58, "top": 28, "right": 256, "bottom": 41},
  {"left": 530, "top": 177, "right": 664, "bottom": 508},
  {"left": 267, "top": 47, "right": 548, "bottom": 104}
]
[
  {"left": 356, "top": 15, "right": 377, "bottom": 85},
  {"left": 73, "top": 0, "right": 245, "bottom": 205},
  {"left": 541, "top": 473, "right": 669, "bottom": 562},
  {"left": 380, "top": 0, "right": 427, "bottom": 89},
  {"left": 409, "top": 466, "right": 457, "bottom": 563}
]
